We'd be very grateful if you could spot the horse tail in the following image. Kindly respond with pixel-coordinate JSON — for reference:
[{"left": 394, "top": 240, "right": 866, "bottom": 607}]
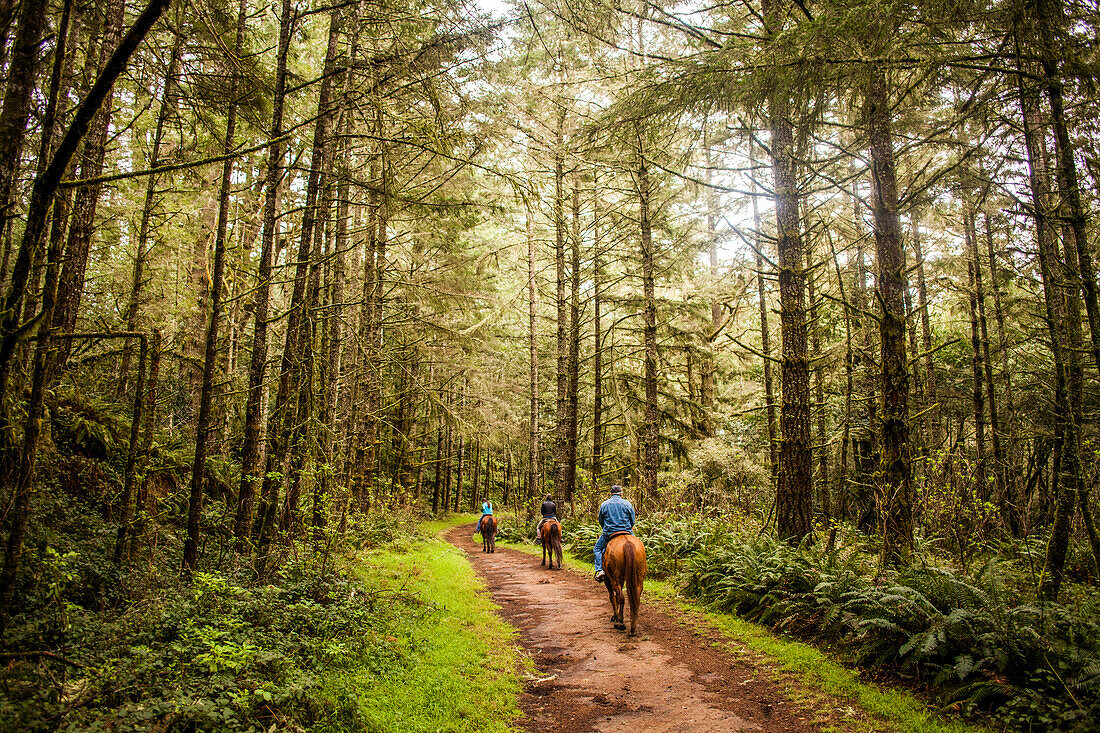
[
  {"left": 624, "top": 539, "right": 644, "bottom": 633},
  {"left": 550, "top": 522, "right": 563, "bottom": 567}
]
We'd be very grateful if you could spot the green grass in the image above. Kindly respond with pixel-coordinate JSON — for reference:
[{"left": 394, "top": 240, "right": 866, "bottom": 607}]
[
  {"left": 332, "top": 517, "right": 528, "bottom": 732},
  {"left": 501, "top": 538, "right": 981, "bottom": 733}
]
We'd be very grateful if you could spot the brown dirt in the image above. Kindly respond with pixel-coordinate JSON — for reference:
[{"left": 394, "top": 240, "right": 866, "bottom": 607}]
[{"left": 446, "top": 524, "right": 833, "bottom": 733}]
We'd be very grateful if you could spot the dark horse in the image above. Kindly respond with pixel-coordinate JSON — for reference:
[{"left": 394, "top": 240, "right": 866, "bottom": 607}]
[
  {"left": 480, "top": 515, "right": 497, "bottom": 553},
  {"left": 601, "top": 533, "right": 646, "bottom": 635},
  {"left": 540, "top": 519, "right": 563, "bottom": 569}
]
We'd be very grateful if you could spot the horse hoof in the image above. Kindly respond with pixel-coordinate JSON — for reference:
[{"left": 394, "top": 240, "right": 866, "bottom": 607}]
[{"left": 614, "top": 623, "right": 626, "bottom": 631}]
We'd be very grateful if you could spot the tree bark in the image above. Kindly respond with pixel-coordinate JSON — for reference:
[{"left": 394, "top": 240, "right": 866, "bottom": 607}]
[
  {"left": 763, "top": 0, "right": 812, "bottom": 544},
  {"left": 591, "top": 172, "right": 603, "bottom": 491},
  {"left": 638, "top": 139, "right": 660, "bottom": 508},
  {"left": 0, "top": 0, "right": 173, "bottom": 619},
  {"left": 278, "top": 5, "right": 343, "bottom": 536},
  {"left": 50, "top": 0, "right": 126, "bottom": 365},
  {"left": 1036, "top": 0, "right": 1100, "bottom": 374},
  {"left": 528, "top": 203, "right": 540, "bottom": 506},
  {"left": 0, "top": 0, "right": 51, "bottom": 260},
  {"left": 130, "top": 328, "right": 161, "bottom": 562},
  {"left": 912, "top": 211, "right": 939, "bottom": 445},
  {"left": 181, "top": 0, "right": 250, "bottom": 571},
  {"left": 553, "top": 124, "right": 570, "bottom": 506},
  {"left": 117, "top": 30, "right": 183, "bottom": 396},
  {"left": 235, "top": 0, "right": 292, "bottom": 544},
  {"left": 865, "top": 66, "right": 913, "bottom": 564},
  {"left": 1014, "top": 36, "right": 1081, "bottom": 599},
  {"left": 748, "top": 133, "right": 779, "bottom": 486},
  {"left": 969, "top": 206, "right": 1006, "bottom": 521},
  {"left": 567, "top": 178, "right": 581, "bottom": 507},
  {"left": 984, "top": 215, "right": 1021, "bottom": 535},
  {"left": 964, "top": 212, "right": 988, "bottom": 504}
]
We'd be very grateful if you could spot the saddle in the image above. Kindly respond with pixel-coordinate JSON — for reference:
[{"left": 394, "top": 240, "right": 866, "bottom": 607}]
[{"left": 607, "top": 530, "right": 632, "bottom": 541}]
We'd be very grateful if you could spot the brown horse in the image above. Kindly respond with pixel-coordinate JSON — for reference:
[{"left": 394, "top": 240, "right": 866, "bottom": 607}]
[
  {"left": 540, "top": 519, "right": 563, "bottom": 569},
  {"left": 601, "top": 533, "right": 646, "bottom": 635},
  {"left": 480, "top": 515, "right": 497, "bottom": 553}
]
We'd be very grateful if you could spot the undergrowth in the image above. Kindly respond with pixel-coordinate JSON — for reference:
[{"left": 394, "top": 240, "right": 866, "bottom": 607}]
[
  {"left": 561, "top": 512, "right": 1100, "bottom": 731},
  {"left": 0, "top": 391, "right": 522, "bottom": 732}
]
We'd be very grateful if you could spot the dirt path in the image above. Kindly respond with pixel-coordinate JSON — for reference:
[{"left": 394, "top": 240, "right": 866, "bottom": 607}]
[{"left": 447, "top": 525, "right": 831, "bottom": 733}]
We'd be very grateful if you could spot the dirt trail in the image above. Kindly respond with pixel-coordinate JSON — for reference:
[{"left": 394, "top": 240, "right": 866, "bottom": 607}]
[{"left": 447, "top": 525, "right": 829, "bottom": 733}]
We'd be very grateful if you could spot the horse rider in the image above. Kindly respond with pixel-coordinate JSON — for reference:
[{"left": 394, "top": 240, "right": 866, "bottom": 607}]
[
  {"left": 536, "top": 494, "right": 557, "bottom": 541},
  {"left": 594, "top": 484, "right": 636, "bottom": 582},
  {"left": 476, "top": 499, "right": 494, "bottom": 534}
]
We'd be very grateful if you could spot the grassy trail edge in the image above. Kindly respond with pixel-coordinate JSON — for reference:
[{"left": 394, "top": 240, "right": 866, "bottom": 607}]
[{"left": 341, "top": 514, "right": 529, "bottom": 732}]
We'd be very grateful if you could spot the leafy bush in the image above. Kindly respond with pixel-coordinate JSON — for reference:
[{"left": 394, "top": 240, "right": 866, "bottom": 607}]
[
  {"left": 683, "top": 535, "right": 1100, "bottom": 731},
  {"left": 0, "top": 555, "right": 430, "bottom": 732}
]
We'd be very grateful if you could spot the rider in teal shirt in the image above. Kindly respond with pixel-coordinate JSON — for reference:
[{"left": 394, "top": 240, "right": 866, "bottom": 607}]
[
  {"left": 476, "top": 500, "right": 493, "bottom": 534},
  {"left": 593, "top": 485, "right": 635, "bottom": 582}
]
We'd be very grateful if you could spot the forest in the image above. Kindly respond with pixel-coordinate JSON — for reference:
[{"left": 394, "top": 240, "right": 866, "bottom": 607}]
[{"left": 1, "top": 0, "right": 1099, "bottom": 730}]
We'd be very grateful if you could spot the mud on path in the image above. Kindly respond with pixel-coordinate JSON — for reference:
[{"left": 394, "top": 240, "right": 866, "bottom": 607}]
[{"left": 447, "top": 525, "right": 831, "bottom": 733}]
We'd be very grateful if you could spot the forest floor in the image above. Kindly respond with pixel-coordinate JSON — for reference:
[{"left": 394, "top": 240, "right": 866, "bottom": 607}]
[{"left": 446, "top": 523, "right": 918, "bottom": 733}]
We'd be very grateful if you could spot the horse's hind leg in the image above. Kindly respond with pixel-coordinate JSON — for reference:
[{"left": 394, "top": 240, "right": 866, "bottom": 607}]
[
  {"left": 614, "top": 587, "right": 626, "bottom": 630},
  {"left": 605, "top": 583, "right": 618, "bottom": 623}
]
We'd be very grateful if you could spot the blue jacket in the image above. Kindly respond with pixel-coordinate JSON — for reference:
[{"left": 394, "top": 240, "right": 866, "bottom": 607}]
[
  {"left": 598, "top": 495, "right": 636, "bottom": 534},
  {"left": 481, "top": 501, "right": 493, "bottom": 515}
]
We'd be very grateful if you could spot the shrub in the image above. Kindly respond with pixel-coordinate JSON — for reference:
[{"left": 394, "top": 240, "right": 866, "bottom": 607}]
[
  {"left": 0, "top": 555, "right": 430, "bottom": 732},
  {"left": 682, "top": 536, "right": 1100, "bottom": 731}
]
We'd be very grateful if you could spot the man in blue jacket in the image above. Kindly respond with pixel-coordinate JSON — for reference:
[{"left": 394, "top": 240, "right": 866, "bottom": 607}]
[{"left": 593, "top": 484, "right": 636, "bottom": 582}]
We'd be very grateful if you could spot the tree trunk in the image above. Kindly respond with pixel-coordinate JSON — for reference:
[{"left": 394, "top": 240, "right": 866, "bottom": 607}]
[
  {"left": 591, "top": 172, "right": 603, "bottom": 490},
  {"left": 278, "top": 5, "right": 342, "bottom": 537},
  {"left": 748, "top": 133, "right": 779, "bottom": 486},
  {"left": 254, "top": 0, "right": 322, "bottom": 560},
  {"left": 866, "top": 66, "right": 913, "bottom": 564},
  {"left": 0, "top": 0, "right": 51, "bottom": 260},
  {"left": 964, "top": 214, "right": 988, "bottom": 504},
  {"left": 182, "top": 0, "right": 249, "bottom": 573},
  {"left": 1015, "top": 37, "right": 1080, "bottom": 599},
  {"left": 984, "top": 215, "right": 1021, "bottom": 535},
  {"left": 912, "top": 211, "right": 939, "bottom": 445},
  {"left": 567, "top": 178, "right": 581, "bottom": 507},
  {"left": 1037, "top": 0, "right": 1100, "bottom": 374},
  {"left": 553, "top": 126, "right": 570, "bottom": 507},
  {"left": 528, "top": 203, "right": 540, "bottom": 506},
  {"left": 117, "top": 30, "right": 183, "bottom": 397},
  {"left": 763, "top": 0, "right": 812, "bottom": 543},
  {"left": 235, "top": 0, "right": 292, "bottom": 545},
  {"left": 638, "top": 139, "right": 660, "bottom": 507},
  {"left": 432, "top": 420, "right": 443, "bottom": 514},
  {"left": 969, "top": 207, "right": 1005, "bottom": 521},
  {"left": 454, "top": 435, "right": 464, "bottom": 513},
  {"left": 808, "top": 260, "right": 829, "bottom": 519},
  {"left": 50, "top": 0, "right": 126, "bottom": 365},
  {"left": 130, "top": 328, "right": 161, "bottom": 562},
  {"left": 0, "top": 0, "right": 173, "bottom": 618}
]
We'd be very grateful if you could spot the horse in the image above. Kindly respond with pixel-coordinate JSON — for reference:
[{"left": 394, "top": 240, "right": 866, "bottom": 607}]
[
  {"left": 540, "top": 519, "right": 563, "bottom": 569},
  {"left": 601, "top": 533, "right": 646, "bottom": 635},
  {"left": 480, "top": 515, "right": 497, "bottom": 553}
]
